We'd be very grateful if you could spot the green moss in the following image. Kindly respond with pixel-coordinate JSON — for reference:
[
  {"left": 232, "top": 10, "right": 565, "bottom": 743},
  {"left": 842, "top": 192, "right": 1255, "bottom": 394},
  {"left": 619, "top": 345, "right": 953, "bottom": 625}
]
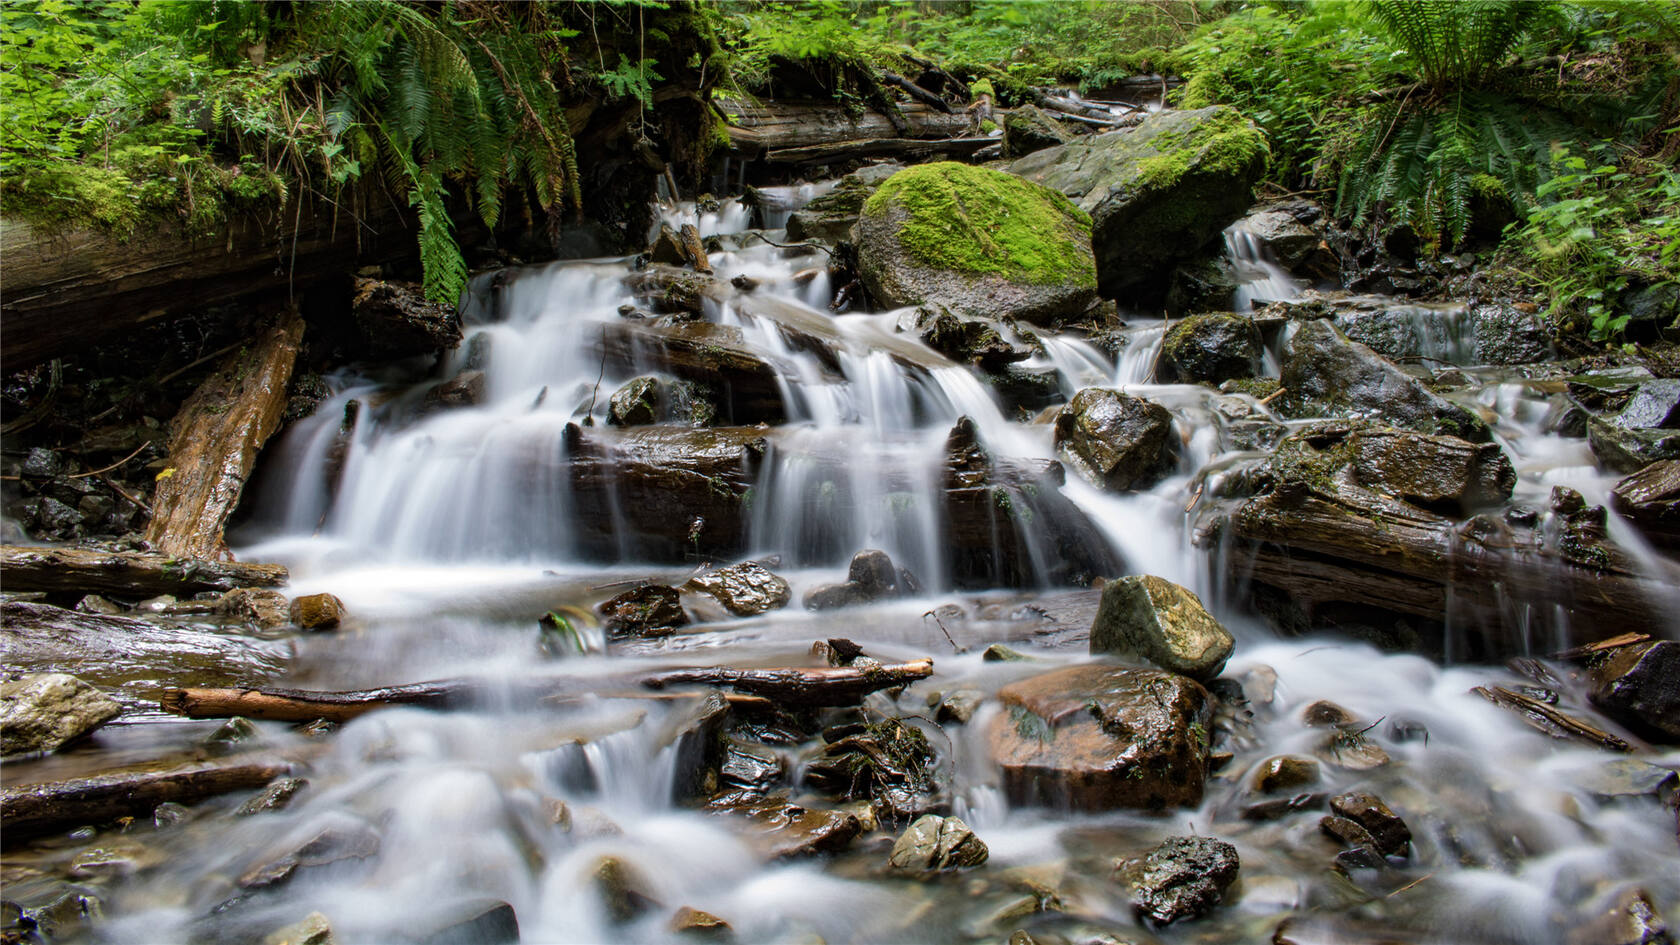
[
  {"left": 1135, "top": 108, "right": 1269, "bottom": 190},
  {"left": 980, "top": 118, "right": 999, "bottom": 134},
  {"left": 862, "top": 161, "right": 1096, "bottom": 288},
  {"left": 971, "top": 78, "right": 995, "bottom": 98}
]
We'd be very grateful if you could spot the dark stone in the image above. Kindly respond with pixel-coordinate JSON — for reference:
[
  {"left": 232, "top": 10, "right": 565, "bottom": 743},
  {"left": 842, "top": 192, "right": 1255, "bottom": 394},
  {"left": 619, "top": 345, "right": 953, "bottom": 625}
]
[
  {"left": 984, "top": 365, "right": 1064, "bottom": 416},
  {"left": 915, "top": 306, "right": 1032, "bottom": 369},
  {"left": 1328, "top": 791, "right": 1410, "bottom": 856},
  {"left": 1160, "top": 313, "right": 1261, "bottom": 384},
  {"left": 1230, "top": 207, "right": 1321, "bottom": 269},
  {"left": 1002, "top": 104, "right": 1069, "bottom": 158},
  {"left": 289, "top": 593, "right": 345, "bottom": 631},
  {"left": 1163, "top": 255, "right": 1241, "bottom": 316},
  {"left": 1054, "top": 388, "right": 1177, "bottom": 491},
  {"left": 1472, "top": 302, "right": 1551, "bottom": 365},
  {"left": 1281, "top": 320, "right": 1488, "bottom": 442},
  {"left": 650, "top": 224, "right": 690, "bottom": 267},
  {"left": 1250, "top": 756, "right": 1319, "bottom": 794},
  {"left": 785, "top": 163, "right": 901, "bottom": 244},
  {"left": 1568, "top": 887, "right": 1673, "bottom": 945},
  {"left": 1614, "top": 379, "right": 1680, "bottom": 430},
  {"left": 1346, "top": 428, "right": 1516, "bottom": 514},
  {"left": 1589, "top": 419, "right": 1680, "bottom": 474},
  {"left": 423, "top": 370, "right": 485, "bottom": 412},
  {"left": 685, "top": 561, "right": 792, "bottom": 617},
  {"left": 350, "top": 277, "right": 462, "bottom": 361},
  {"left": 989, "top": 665, "right": 1211, "bottom": 811},
  {"left": 1590, "top": 641, "right": 1680, "bottom": 743},
  {"left": 609, "top": 376, "right": 662, "bottom": 427},
  {"left": 1611, "top": 461, "right": 1680, "bottom": 549},
  {"left": 1123, "top": 835, "right": 1240, "bottom": 926},
  {"left": 20, "top": 448, "right": 63, "bottom": 480},
  {"left": 848, "top": 549, "right": 898, "bottom": 595},
  {"left": 236, "top": 778, "right": 308, "bottom": 816},
  {"left": 598, "top": 584, "right": 689, "bottom": 638}
]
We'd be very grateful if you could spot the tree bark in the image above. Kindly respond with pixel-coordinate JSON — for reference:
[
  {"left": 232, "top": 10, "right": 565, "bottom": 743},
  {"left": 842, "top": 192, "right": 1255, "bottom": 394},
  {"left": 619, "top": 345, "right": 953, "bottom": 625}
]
[
  {"left": 765, "top": 136, "right": 996, "bottom": 166},
  {"left": 643, "top": 658, "right": 934, "bottom": 705},
  {"left": 160, "top": 682, "right": 476, "bottom": 723},
  {"left": 2, "top": 758, "right": 292, "bottom": 842},
  {"left": 146, "top": 309, "right": 307, "bottom": 560},
  {"left": 0, "top": 545, "right": 287, "bottom": 597},
  {"left": 721, "top": 99, "right": 973, "bottom": 154}
]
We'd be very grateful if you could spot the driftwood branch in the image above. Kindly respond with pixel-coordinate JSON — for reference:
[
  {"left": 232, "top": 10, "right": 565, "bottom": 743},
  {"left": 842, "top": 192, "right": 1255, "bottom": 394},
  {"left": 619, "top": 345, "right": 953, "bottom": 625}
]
[
  {"left": 160, "top": 682, "right": 477, "bottom": 723},
  {"left": 881, "top": 71, "right": 953, "bottom": 113},
  {"left": 765, "top": 136, "right": 995, "bottom": 166},
  {"left": 0, "top": 545, "right": 288, "bottom": 597},
  {"left": 642, "top": 658, "right": 934, "bottom": 706},
  {"left": 1472, "top": 685, "right": 1633, "bottom": 752},
  {"left": 2, "top": 758, "right": 291, "bottom": 842}
]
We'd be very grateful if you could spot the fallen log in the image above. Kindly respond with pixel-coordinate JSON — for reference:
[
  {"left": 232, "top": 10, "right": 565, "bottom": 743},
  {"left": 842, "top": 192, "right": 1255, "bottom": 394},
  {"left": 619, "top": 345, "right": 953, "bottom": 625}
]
[
  {"left": 160, "top": 659, "right": 937, "bottom": 721},
  {"left": 722, "top": 99, "right": 972, "bottom": 153},
  {"left": 881, "top": 71, "right": 954, "bottom": 113},
  {"left": 146, "top": 309, "right": 307, "bottom": 560},
  {"left": 1552, "top": 632, "right": 1653, "bottom": 662},
  {"left": 765, "top": 135, "right": 995, "bottom": 166},
  {"left": 0, "top": 545, "right": 288, "bottom": 597},
  {"left": 1472, "top": 685, "right": 1634, "bottom": 752},
  {"left": 642, "top": 658, "right": 934, "bottom": 706},
  {"left": 2, "top": 758, "right": 291, "bottom": 842}
]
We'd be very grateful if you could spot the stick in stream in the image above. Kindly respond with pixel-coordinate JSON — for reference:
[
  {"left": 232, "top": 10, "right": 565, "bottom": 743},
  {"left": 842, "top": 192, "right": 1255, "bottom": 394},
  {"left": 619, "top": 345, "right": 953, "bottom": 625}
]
[
  {"left": 2, "top": 758, "right": 292, "bottom": 842},
  {"left": 160, "top": 659, "right": 938, "bottom": 721},
  {"left": 1471, "top": 685, "right": 1634, "bottom": 752}
]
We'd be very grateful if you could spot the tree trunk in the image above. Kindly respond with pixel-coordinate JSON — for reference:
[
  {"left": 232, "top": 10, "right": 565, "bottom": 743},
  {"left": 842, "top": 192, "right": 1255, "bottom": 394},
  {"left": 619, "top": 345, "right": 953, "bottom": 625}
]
[
  {"left": 0, "top": 546, "right": 287, "bottom": 597},
  {"left": 2, "top": 758, "right": 291, "bottom": 842},
  {"left": 146, "top": 309, "right": 307, "bottom": 560},
  {"left": 722, "top": 99, "right": 974, "bottom": 155}
]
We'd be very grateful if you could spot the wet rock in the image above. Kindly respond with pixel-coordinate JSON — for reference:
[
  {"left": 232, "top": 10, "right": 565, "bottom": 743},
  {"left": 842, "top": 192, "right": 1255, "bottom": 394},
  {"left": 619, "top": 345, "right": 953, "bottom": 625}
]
[
  {"left": 1569, "top": 888, "right": 1673, "bottom": 945},
  {"left": 1329, "top": 791, "right": 1410, "bottom": 856},
  {"left": 1590, "top": 641, "right": 1680, "bottom": 743},
  {"left": 1615, "top": 379, "right": 1680, "bottom": 430},
  {"left": 1089, "top": 574, "right": 1234, "bottom": 681},
  {"left": 983, "top": 365, "right": 1064, "bottom": 415},
  {"left": 599, "top": 584, "right": 689, "bottom": 637},
  {"left": 1160, "top": 313, "right": 1261, "bottom": 384},
  {"left": 803, "top": 549, "right": 903, "bottom": 610},
  {"left": 349, "top": 277, "right": 462, "bottom": 361},
  {"left": 1250, "top": 756, "right": 1319, "bottom": 794},
  {"left": 237, "top": 778, "right": 309, "bottom": 816},
  {"left": 785, "top": 163, "right": 901, "bottom": 244},
  {"left": 1575, "top": 760, "right": 1678, "bottom": 804},
  {"left": 990, "top": 664, "right": 1211, "bottom": 811},
  {"left": 1054, "top": 388, "right": 1177, "bottom": 492},
  {"left": 1303, "top": 700, "right": 1358, "bottom": 727},
  {"left": 239, "top": 822, "right": 381, "bottom": 889},
  {"left": 1611, "top": 461, "right": 1680, "bottom": 550},
  {"left": 220, "top": 588, "right": 292, "bottom": 629},
  {"left": 1, "top": 673, "right": 121, "bottom": 756},
  {"left": 649, "top": 224, "right": 691, "bottom": 267},
  {"left": 1472, "top": 302, "right": 1551, "bottom": 365},
  {"left": 663, "top": 690, "right": 731, "bottom": 803},
  {"left": 1315, "top": 731, "right": 1391, "bottom": 771},
  {"left": 1346, "top": 427, "right": 1516, "bottom": 514},
  {"left": 74, "top": 594, "right": 123, "bottom": 616},
  {"left": 686, "top": 561, "right": 791, "bottom": 617},
  {"left": 265, "top": 911, "right": 334, "bottom": 945},
  {"left": 153, "top": 801, "right": 190, "bottom": 828},
  {"left": 720, "top": 740, "right": 782, "bottom": 795},
  {"left": 805, "top": 717, "right": 941, "bottom": 820},
  {"left": 724, "top": 800, "right": 863, "bottom": 859},
  {"left": 1165, "top": 254, "right": 1242, "bottom": 315},
  {"left": 1242, "top": 792, "right": 1326, "bottom": 822},
  {"left": 982, "top": 644, "right": 1029, "bottom": 662},
  {"left": 593, "top": 858, "right": 658, "bottom": 924},
  {"left": 934, "top": 689, "right": 982, "bottom": 724},
  {"left": 888, "top": 814, "right": 989, "bottom": 872},
  {"left": 1008, "top": 106, "right": 1268, "bottom": 301},
  {"left": 422, "top": 370, "right": 485, "bottom": 412},
  {"left": 20, "top": 448, "right": 63, "bottom": 480},
  {"left": 4, "top": 885, "right": 100, "bottom": 941},
  {"left": 853, "top": 162, "right": 1098, "bottom": 325},
  {"left": 609, "top": 376, "right": 662, "bottom": 427},
  {"left": 1231, "top": 207, "right": 1322, "bottom": 270},
  {"left": 914, "top": 305, "right": 1032, "bottom": 369},
  {"left": 1589, "top": 419, "right": 1680, "bottom": 474},
  {"left": 1002, "top": 104, "right": 1069, "bottom": 158},
  {"left": 1120, "top": 835, "right": 1240, "bottom": 926},
  {"left": 1281, "top": 319, "right": 1488, "bottom": 442},
  {"left": 413, "top": 900, "right": 518, "bottom": 945},
  {"left": 670, "top": 906, "right": 732, "bottom": 939},
  {"left": 26, "top": 496, "right": 84, "bottom": 538},
  {"left": 289, "top": 593, "right": 345, "bottom": 631}
]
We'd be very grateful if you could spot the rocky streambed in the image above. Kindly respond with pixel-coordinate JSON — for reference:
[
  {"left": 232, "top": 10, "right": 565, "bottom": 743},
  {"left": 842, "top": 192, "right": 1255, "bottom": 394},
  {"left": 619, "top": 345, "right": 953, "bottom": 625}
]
[{"left": 4, "top": 105, "right": 1679, "bottom": 945}]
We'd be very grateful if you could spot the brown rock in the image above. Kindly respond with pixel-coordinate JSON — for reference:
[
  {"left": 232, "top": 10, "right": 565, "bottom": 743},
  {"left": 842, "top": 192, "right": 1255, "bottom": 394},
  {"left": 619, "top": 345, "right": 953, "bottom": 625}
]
[
  {"left": 598, "top": 584, "right": 689, "bottom": 638},
  {"left": 221, "top": 588, "right": 292, "bottom": 629},
  {"left": 1250, "top": 756, "right": 1319, "bottom": 794},
  {"left": 1329, "top": 791, "right": 1410, "bottom": 857},
  {"left": 670, "top": 906, "right": 732, "bottom": 939},
  {"left": 1590, "top": 640, "right": 1680, "bottom": 743},
  {"left": 289, "top": 593, "right": 345, "bottom": 631},
  {"left": 989, "top": 664, "right": 1211, "bottom": 811}
]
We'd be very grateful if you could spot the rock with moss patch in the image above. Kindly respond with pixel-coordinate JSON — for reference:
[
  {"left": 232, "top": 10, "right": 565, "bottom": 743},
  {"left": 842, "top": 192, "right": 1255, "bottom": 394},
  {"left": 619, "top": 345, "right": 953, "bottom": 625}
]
[
  {"left": 1008, "top": 106, "right": 1268, "bottom": 302},
  {"left": 853, "top": 162, "right": 1098, "bottom": 325},
  {"left": 1, "top": 673, "right": 121, "bottom": 756},
  {"left": 1345, "top": 427, "right": 1514, "bottom": 514},
  {"left": 289, "top": 593, "right": 345, "bottom": 631},
  {"left": 913, "top": 305, "right": 1032, "bottom": 369},
  {"left": 1472, "top": 302, "right": 1551, "bottom": 365},
  {"left": 1281, "top": 319, "right": 1488, "bottom": 442},
  {"left": 598, "top": 584, "right": 689, "bottom": 638},
  {"left": 1002, "top": 105, "right": 1069, "bottom": 158},
  {"left": 888, "top": 814, "right": 989, "bottom": 872},
  {"left": 1054, "top": 389, "right": 1177, "bottom": 491},
  {"left": 785, "top": 163, "right": 902, "bottom": 243},
  {"left": 1161, "top": 313, "right": 1260, "bottom": 384},
  {"left": 989, "top": 664, "right": 1211, "bottom": 811},
  {"left": 1090, "top": 574, "right": 1234, "bottom": 681}
]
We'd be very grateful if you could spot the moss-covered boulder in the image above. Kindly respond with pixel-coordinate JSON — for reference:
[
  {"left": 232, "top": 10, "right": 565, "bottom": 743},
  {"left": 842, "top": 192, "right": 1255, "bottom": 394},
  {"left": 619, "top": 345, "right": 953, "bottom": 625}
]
[
  {"left": 1007, "top": 106, "right": 1268, "bottom": 303},
  {"left": 1161, "top": 313, "right": 1260, "bottom": 384},
  {"left": 1002, "top": 105, "right": 1068, "bottom": 158},
  {"left": 852, "top": 162, "right": 1098, "bottom": 325}
]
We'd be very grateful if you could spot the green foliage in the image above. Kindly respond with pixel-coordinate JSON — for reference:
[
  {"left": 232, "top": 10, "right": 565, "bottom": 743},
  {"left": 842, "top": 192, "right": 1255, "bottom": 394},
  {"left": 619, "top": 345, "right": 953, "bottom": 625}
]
[
  {"left": 1514, "top": 147, "right": 1680, "bottom": 339},
  {"left": 862, "top": 161, "right": 1095, "bottom": 288},
  {"left": 596, "top": 53, "right": 663, "bottom": 107},
  {"left": 1362, "top": 0, "right": 1565, "bottom": 88}
]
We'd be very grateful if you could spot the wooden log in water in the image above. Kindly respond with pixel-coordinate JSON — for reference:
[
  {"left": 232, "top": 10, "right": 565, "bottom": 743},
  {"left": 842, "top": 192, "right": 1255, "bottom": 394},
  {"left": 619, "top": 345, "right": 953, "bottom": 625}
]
[
  {"left": 1472, "top": 685, "right": 1634, "bottom": 752},
  {"left": 1, "top": 758, "right": 292, "bottom": 842},
  {"left": 0, "top": 545, "right": 288, "bottom": 597},
  {"left": 145, "top": 309, "right": 307, "bottom": 560},
  {"left": 765, "top": 135, "right": 996, "bottom": 166},
  {"left": 160, "top": 682, "right": 476, "bottom": 723}
]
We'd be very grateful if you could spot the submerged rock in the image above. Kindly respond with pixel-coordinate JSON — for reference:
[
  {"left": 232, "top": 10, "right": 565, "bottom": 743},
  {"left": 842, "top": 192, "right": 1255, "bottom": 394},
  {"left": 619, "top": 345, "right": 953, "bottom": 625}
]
[
  {"left": 1121, "top": 835, "right": 1240, "bottom": 926},
  {"left": 264, "top": 911, "right": 334, "bottom": 945},
  {"left": 0, "top": 673, "right": 121, "bottom": 756},
  {"left": 1054, "top": 388, "right": 1177, "bottom": 492},
  {"left": 853, "top": 162, "right": 1098, "bottom": 325},
  {"left": 1568, "top": 887, "right": 1673, "bottom": 945},
  {"left": 685, "top": 561, "right": 792, "bottom": 617},
  {"left": 1250, "top": 755, "right": 1320, "bottom": 794},
  {"left": 598, "top": 584, "right": 689, "bottom": 638},
  {"left": 593, "top": 858, "right": 659, "bottom": 924},
  {"left": 1089, "top": 574, "right": 1234, "bottom": 681},
  {"left": 1590, "top": 641, "right": 1680, "bottom": 743},
  {"left": 1281, "top": 319, "right": 1488, "bottom": 442},
  {"left": 1328, "top": 791, "right": 1410, "bottom": 857},
  {"left": 887, "top": 814, "right": 989, "bottom": 872},
  {"left": 669, "top": 906, "right": 732, "bottom": 939},
  {"left": 1008, "top": 106, "right": 1267, "bottom": 301},
  {"left": 990, "top": 664, "right": 1211, "bottom": 811},
  {"left": 803, "top": 549, "right": 906, "bottom": 610},
  {"left": 1160, "top": 313, "right": 1260, "bottom": 384}
]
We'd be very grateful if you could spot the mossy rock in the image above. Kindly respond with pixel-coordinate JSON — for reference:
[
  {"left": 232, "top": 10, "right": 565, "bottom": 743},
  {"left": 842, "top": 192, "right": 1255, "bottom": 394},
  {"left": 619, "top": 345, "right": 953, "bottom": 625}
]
[
  {"left": 1161, "top": 313, "right": 1260, "bottom": 384},
  {"left": 1002, "top": 105, "right": 1069, "bottom": 159},
  {"left": 785, "top": 163, "right": 901, "bottom": 243},
  {"left": 1007, "top": 106, "right": 1268, "bottom": 303},
  {"left": 853, "top": 162, "right": 1098, "bottom": 325}
]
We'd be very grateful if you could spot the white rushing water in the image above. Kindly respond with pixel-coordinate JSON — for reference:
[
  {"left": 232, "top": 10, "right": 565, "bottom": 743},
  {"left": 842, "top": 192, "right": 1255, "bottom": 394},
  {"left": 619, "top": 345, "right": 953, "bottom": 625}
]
[{"left": 65, "top": 184, "right": 1679, "bottom": 945}]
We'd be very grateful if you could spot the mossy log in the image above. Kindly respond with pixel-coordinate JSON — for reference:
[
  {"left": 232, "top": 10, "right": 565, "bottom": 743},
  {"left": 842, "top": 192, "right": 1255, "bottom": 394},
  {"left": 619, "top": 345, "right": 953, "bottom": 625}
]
[
  {"left": 722, "top": 99, "right": 974, "bottom": 156},
  {"left": 1, "top": 758, "right": 292, "bottom": 842},
  {"left": 0, "top": 194, "right": 419, "bottom": 370},
  {"left": 0, "top": 546, "right": 287, "bottom": 597},
  {"left": 145, "top": 310, "right": 307, "bottom": 560}
]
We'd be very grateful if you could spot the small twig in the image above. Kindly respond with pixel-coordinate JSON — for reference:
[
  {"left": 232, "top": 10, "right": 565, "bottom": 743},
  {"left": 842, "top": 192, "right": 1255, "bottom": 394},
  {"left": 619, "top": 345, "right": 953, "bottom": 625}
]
[
  {"left": 1388, "top": 873, "right": 1434, "bottom": 898},
  {"left": 1184, "top": 482, "right": 1204, "bottom": 513},
  {"left": 97, "top": 472, "right": 153, "bottom": 515},
  {"left": 158, "top": 340, "right": 245, "bottom": 387},
  {"left": 921, "top": 610, "right": 963, "bottom": 653},
  {"left": 585, "top": 327, "right": 608, "bottom": 421},
  {"left": 69, "top": 441, "right": 152, "bottom": 479},
  {"left": 1258, "top": 386, "right": 1288, "bottom": 407},
  {"left": 743, "top": 232, "right": 833, "bottom": 257}
]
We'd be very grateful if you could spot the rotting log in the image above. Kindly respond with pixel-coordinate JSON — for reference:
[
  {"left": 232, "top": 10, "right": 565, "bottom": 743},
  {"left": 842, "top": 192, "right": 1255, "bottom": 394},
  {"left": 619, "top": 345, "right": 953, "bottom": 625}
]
[
  {"left": 1472, "top": 685, "right": 1634, "bottom": 752},
  {"left": 0, "top": 545, "right": 287, "bottom": 597},
  {"left": 642, "top": 657, "right": 934, "bottom": 706},
  {"left": 159, "top": 658, "right": 936, "bottom": 721},
  {"left": 0, "top": 192, "right": 420, "bottom": 370},
  {"left": 765, "top": 135, "right": 996, "bottom": 166},
  {"left": 722, "top": 99, "right": 973, "bottom": 155},
  {"left": 2, "top": 758, "right": 292, "bottom": 842},
  {"left": 146, "top": 309, "right": 307, "bottom": 560}
]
